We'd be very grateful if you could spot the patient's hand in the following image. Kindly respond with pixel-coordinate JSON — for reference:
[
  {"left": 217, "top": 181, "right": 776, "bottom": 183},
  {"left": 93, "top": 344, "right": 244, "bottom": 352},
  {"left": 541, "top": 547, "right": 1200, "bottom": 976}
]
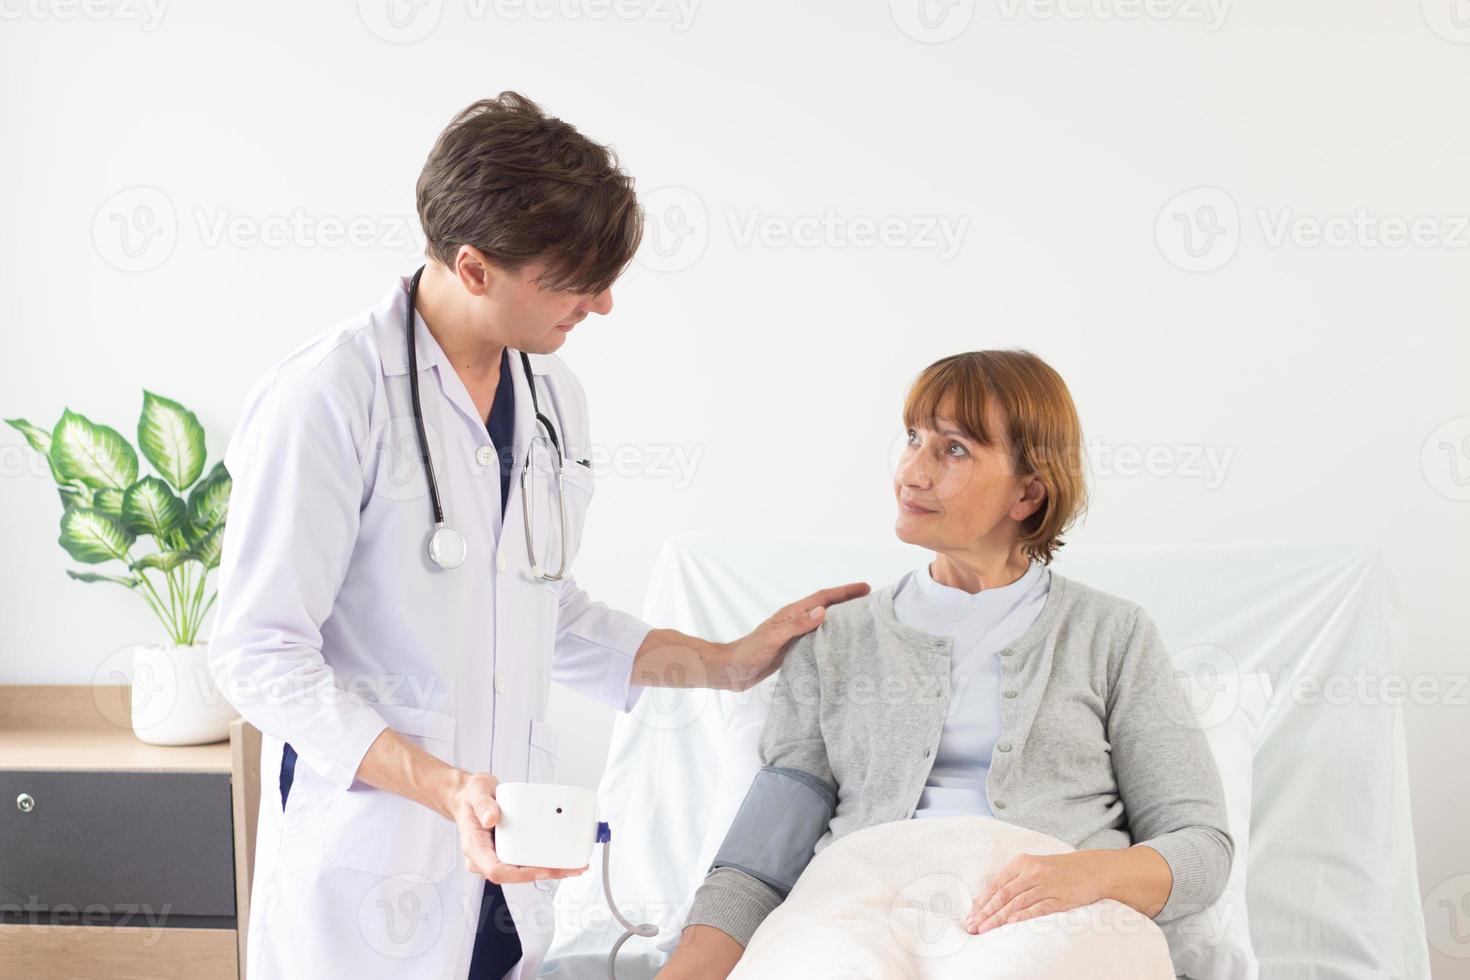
[
  {"left": 964, "top": 849, "right": 1110, "bottom": 935},
  {"left": 655, "top": 924, "right": 745, "bottom": 980},
  {"left": 965, "top": 845, "right": 1174, "bottom": 933},
  {"left": 721, "top": 581, "right": 870, "bottom": 691}
]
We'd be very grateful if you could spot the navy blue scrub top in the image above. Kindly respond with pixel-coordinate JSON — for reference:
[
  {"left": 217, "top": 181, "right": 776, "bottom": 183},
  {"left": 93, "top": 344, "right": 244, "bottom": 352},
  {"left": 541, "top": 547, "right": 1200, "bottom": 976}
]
[
  {"left": 486, "top": 347, "right": 516, "bottom": 522},
  {"left": 468, "top": 347, "right": 524, "bottom": 978}
]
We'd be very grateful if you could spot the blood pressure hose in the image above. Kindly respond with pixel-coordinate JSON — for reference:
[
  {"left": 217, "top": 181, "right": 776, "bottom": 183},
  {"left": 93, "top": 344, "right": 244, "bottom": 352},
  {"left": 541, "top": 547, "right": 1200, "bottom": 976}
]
[{"left": 596, "top": 822, "right": 659, "bottom": 980}]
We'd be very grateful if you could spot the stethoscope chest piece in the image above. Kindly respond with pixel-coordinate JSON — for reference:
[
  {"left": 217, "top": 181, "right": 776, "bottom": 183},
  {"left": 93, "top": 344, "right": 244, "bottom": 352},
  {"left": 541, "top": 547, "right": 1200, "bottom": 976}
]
[{"left": 428, "top": 525, "right": 467, "bottom": 569}]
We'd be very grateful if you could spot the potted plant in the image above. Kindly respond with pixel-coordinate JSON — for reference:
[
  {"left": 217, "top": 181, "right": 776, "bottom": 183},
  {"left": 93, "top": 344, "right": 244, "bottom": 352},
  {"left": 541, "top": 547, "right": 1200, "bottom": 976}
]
[{"left": 7, "top": 392, "right": 236, "bottom": 745}]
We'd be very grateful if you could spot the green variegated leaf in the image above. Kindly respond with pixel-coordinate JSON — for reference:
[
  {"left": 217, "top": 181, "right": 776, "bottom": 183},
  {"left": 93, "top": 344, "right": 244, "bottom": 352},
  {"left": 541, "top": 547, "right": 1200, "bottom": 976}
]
[
  {"left": 190, "top": 524, "right": 224, "bottom": 570},
  {"left": 138, "top": 391, "right": 206, "bottom": 492},
  {"left": 67, "top": 570, "right": 142, "bottom": 588},
  {"left": 93, "top": 486, "right": 125, "bottom": 517},
  {"left": 6, "top": 418, "right": 51, "bottom": 454},
  {"left": 187, "top": 461, "right": 231, "bottom": 529},
  {"left": 50, "top": 409, "right": 138, "bottom": 490},
  {"left": 59, "top": 507, "right": 134, "bottom": 564},
  {"left": 8, "top": 417, "right": 69, "bottom": 484},
  {"left": 177, "top": 518, "right": 203, "bottom": 548},
  {"left": 129, "top": 550, "right": 191, "bottom": 573},
  {"left": 58, "top": 484, "right": 93, "bottom": 510},
  {"left": 122, "top": 476, "right": 187, "bottom": 540}
]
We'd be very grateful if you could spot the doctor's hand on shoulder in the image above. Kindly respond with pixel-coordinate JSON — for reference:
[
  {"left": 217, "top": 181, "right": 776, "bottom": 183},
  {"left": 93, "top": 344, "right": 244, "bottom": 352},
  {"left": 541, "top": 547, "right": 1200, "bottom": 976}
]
[
  {"left": 355, "top": 726, "right": 587, "bottom": 885},
  {"left": 629, "top": 581, "right": 871, "bottom": 694}
]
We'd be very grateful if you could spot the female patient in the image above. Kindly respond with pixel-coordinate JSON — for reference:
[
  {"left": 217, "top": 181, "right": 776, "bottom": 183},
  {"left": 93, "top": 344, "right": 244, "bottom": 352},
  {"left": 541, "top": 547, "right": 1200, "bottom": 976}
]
[{"left": 657, "top": 350, "right": 1233, "bottom": 978}]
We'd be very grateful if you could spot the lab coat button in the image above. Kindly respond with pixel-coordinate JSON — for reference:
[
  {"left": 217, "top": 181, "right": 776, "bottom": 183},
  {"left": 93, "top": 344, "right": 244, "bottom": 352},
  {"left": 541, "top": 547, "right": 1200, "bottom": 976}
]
[
  {"left": 496, "top": 553, "right": 506, "bottom": 572},
  {"left": 476, "top": 445, "right": 496, "bottom": 466},
  {"left": 494, "top": 673, "right": 506, "bottom": 694}
]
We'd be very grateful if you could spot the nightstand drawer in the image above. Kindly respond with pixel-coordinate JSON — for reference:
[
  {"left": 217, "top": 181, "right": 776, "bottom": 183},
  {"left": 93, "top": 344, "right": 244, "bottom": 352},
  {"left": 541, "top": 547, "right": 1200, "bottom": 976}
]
[{"left": 0, "top": 770, "right": 236, "bottom": 920}]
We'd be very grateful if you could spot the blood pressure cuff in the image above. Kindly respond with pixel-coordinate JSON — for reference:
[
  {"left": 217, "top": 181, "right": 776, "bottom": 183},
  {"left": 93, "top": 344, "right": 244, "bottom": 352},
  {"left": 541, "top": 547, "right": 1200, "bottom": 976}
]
[{"left": 709, "top": 765, "right": 838, "bottom": 896}]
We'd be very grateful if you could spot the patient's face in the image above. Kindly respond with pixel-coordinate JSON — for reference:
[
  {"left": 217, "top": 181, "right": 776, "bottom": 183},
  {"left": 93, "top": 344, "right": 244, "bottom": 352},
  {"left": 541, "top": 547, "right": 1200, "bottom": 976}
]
[{"left": 893, "top": 401, "right": 1037, "bottom": 553}]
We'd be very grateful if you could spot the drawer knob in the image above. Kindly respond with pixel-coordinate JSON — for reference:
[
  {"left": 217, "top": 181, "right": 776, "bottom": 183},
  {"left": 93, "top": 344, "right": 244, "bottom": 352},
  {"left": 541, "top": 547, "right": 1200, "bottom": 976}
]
[{"left": 16, "top": 793, "right": 35, "bottom": 813}]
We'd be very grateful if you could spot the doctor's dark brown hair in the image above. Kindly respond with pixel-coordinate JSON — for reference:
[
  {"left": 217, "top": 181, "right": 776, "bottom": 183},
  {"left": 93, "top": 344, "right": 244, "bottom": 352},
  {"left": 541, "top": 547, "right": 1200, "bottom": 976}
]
[
  {"left": 902, "top": 350, "right": 1088, "bottom": 565},
  {"left": 416, "top": 92, "right": 642, "bottom": 294}
]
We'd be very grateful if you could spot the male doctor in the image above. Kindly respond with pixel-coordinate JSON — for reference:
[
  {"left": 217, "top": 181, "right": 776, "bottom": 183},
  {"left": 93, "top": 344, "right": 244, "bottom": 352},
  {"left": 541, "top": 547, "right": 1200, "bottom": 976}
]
[{"left": 208, "top": 92, "right": 866, "bottom": 980}]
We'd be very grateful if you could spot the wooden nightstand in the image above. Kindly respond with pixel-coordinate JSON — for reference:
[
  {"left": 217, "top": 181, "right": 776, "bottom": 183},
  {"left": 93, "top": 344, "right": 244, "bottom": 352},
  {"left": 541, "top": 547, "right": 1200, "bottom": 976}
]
[{"left": 0, "top": 686, "right": 260, "bottom": 980}]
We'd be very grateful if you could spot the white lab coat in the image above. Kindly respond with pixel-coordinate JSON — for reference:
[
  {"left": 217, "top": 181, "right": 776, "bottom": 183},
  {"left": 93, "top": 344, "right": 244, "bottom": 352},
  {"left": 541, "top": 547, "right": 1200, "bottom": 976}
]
[{"left": 208, "top": 276, "right": 652, "bottom": 980}]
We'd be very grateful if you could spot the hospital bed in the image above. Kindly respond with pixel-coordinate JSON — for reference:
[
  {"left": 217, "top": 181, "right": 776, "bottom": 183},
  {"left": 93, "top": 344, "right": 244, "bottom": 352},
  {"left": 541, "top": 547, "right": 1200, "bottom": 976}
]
[{"left": 542, "top": 534, "right": 1432, "bottom": 980}]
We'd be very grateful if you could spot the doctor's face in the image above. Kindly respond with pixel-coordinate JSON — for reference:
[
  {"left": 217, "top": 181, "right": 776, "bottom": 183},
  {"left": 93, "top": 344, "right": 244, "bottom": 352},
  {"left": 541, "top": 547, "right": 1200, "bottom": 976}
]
[
  {"left": 481, "top": 257, "right": 615, "bottom": 354},
  {"left": 893, "top": 399, "right": 1044, "bottom": 554}
]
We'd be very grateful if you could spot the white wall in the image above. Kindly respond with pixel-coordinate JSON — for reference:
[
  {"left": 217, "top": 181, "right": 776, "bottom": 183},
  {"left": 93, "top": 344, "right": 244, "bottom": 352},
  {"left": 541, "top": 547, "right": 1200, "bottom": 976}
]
[{"left": 1, "top": 1, "right": 1465, "bottom": 974}]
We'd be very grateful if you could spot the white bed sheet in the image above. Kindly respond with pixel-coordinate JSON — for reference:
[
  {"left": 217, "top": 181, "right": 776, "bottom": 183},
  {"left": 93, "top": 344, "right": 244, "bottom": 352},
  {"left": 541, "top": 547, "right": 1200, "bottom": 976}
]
[{"left": 543, "top": 534, "right": 1430, "bottom": 980}]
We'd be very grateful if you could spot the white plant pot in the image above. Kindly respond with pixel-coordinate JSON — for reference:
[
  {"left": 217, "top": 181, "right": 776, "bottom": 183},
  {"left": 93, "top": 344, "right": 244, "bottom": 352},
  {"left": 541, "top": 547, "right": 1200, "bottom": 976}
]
[{"left": 130, "top": 643, "right": 238, "bottom": 746}]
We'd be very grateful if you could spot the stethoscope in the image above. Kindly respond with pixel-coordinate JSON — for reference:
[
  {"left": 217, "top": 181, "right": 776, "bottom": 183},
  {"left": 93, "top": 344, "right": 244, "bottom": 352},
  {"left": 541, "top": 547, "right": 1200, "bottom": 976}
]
[{"left": 406, "top": 266, "right": 571, "bottom": 578}]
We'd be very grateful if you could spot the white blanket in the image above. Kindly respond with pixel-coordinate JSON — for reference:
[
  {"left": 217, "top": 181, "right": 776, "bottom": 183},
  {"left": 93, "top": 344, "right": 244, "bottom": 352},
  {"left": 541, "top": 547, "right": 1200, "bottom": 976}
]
[{"left": 729, "top": 816, "right": 1175, "bottom": 980}]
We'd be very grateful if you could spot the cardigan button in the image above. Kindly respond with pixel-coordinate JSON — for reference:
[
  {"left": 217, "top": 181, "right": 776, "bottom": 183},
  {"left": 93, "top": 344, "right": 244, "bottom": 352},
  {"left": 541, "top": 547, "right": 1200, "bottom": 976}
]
[
  {"left": 997, "top": 740, "right": 1012, "bottom": 752},
  {"left": 999, "top": 650, "right": 1014, "bottom": 658},
  {"left": 1003, "top": 690, "right": 1018, "bottom": 699},
  {"left": 994, "top": 800, "right": 1007, "bottom": 810}
]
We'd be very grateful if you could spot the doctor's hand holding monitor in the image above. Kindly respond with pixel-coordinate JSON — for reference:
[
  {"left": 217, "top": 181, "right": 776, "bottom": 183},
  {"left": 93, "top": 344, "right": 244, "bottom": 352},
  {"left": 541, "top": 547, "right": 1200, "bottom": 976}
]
[{"left": 207, "top": 91, "right": 867, "bottom": 980}]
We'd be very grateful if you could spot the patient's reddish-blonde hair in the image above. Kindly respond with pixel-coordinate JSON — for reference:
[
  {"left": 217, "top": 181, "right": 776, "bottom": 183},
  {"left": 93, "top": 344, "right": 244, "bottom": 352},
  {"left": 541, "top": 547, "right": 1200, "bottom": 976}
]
[{"left": 902, "top": 350, "right": 1088, "bottom": 565}]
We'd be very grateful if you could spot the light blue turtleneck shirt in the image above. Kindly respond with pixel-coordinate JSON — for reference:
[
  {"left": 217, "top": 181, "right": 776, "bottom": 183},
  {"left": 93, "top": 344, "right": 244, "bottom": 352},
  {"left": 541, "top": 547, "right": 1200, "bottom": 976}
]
[{"left": 892, "top": 559, "right": 1051, "bottom": 820}]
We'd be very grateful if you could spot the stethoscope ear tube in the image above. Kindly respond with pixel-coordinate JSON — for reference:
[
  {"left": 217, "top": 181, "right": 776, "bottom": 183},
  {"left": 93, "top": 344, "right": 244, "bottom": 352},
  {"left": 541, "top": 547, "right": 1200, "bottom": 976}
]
[
  {"left": 521, "top": 452, "right": 569, "bottom": 581},
  {"left": 521, "top": 350, "right": 562, "bottom": 458},
  {"left": 407, "top": 266, "right": 448, "bottom": 530}
]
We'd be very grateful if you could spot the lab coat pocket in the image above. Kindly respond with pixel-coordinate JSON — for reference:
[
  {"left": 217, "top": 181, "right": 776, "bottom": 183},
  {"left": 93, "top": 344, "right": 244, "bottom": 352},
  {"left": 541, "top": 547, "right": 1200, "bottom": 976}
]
[
  {"left": 527, "top": 718, "right": 561, "bottom": 785},
  {"left": 560, "top": 462, "right": 594, "bottom": 553},
  {"left": 323, "top": 702, "right": 460, "bottom": 882}
]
